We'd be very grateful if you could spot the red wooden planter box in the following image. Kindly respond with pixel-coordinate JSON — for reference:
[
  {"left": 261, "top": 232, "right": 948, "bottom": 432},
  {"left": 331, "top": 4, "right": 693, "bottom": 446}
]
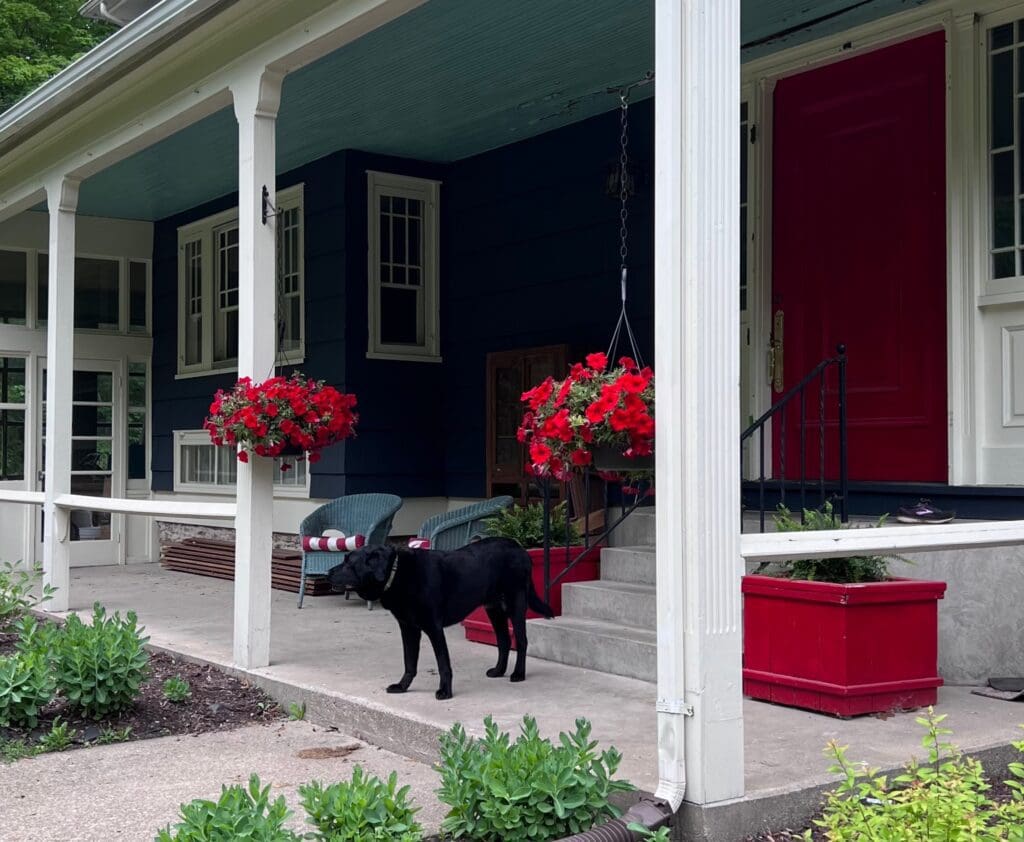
[
  {"left": 463, "top": 545, "right": 601, "bottom": 648},
  {"left": 742, "top": 575, "right": 947, "bottom": 717}
]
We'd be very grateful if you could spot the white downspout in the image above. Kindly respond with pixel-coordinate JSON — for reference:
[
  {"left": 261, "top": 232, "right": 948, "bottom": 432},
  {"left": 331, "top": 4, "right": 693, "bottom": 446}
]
[{"left": 653, "top": 0, "right": 744, "bottom": 812}]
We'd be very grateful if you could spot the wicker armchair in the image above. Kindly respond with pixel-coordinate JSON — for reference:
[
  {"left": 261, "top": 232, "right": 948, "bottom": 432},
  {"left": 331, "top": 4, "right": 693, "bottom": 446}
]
[
  {"left": 297, "top": 493, "right": 403, "bottom": 608},
  {"left": 415, "top": 496, "right": 513, "bottom": 551}
]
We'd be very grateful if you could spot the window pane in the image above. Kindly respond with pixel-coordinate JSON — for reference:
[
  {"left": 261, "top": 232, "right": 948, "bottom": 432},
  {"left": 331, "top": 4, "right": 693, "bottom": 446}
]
[
  {"left": 72, "top": 440, "right": 112, "bottom": 471},
  {"left": 994, "top": 250, "right": 1016, "bottom": 278},
  {"left": 1, "top": 357, "right": 25, "bottom": 404},
  {"left": 0, "top": 409, "right": 24, "bottom": 480},
  {"left": 215, "top": 227, "right": 239, "bottom": 362},
  {"left": 129, "top": 261, "right": 147, "bottom": 332},
  {"left": 993, "top": 23, "right": 1014, "bottom": 50},
  {"left": 128, "top": 363, "right": 146, "bottom": 407},
  {"left": 991, "top": 50, "right": 1014, "bottom": 150},
  {"left": 993, "top": 150, "right": 1015, "bottom": 249},
  {"left": 184, "top": 240, "right": 203, "bottom": 366},
  {"left": 0, "top": 251, "right": 27, "bottom": 326},
  {"left": 73, "top": 371, "right": 113, "bottom": 403},
  {"left": 408, "top": 217, "right": 422, "bottom": 269},
  {"left": 74, "top": 257, "right": 120, "bottom": 330},
  {"left": 392, "top": 215, "right": 406, "bottom": 264},
  {"left": 380, "top": 286, "right": 420, "bottom": 345},
  {"left": 73, "top": 405, "right": 113, "bottom": 437}
]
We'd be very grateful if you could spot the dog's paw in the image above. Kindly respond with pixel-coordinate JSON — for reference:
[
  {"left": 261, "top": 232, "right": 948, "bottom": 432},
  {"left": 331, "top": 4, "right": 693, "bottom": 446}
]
[
  {"left": 435, "top": 688, "right": 453, "bottom": 700},
  {"left": 485, "top": 667, "right": 506, "bottom": 678},
  {"left": 386, "top": 683, "right": 408, "bottom": 694},
  {"left": 509, "top": 673, "right": 526, "bottom": 683}
]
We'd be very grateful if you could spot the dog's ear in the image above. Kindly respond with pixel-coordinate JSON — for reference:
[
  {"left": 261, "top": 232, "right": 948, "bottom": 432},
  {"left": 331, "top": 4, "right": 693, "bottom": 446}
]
[{"left": 370, "top": 545, "right": 397, "bottom": 584}]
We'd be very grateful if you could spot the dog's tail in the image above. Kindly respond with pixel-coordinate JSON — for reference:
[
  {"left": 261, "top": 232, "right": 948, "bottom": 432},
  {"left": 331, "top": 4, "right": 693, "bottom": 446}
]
[{"left": 527, "top": 580, "right": 555, "bottom": 619}]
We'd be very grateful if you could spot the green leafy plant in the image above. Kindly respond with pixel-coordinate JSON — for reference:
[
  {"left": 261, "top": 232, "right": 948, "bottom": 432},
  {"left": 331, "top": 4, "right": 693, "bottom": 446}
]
[
  {"left": 627, "top": 824, "right": 671, "bottom": 841},
  {"left": 484, "top": 502, "right": 580, "bottom": 549},
  {"left": 807, "top": 710, "right": 1024, "bottom": 840},
  {"left": 0, "top": 561, "right": 55, "bottom": 631},
  {"left": 0, "top": 648, "right": 56, "bottom": 728},
  {"left": 97, "top": 726, "right": 132, "bottom": 745},
  {"left": 299, "top": 766, "right": 422, "bottom": 841},
  {"left": 0, "top": 736, "right": 37, "bottom": 763},
  {"left": 54, "top": 603, "right": 149, "bottom": 719},
  {"left": 38, "top": 718, "right": 74, "bottom": 752},
  {"left": 162, "top": 676, "right": 191, "bottom": 703},
  {"left": 437, "top": 715, "right": 634, "bottom": 841},
  {"left": 288, "top": 701, "right": 306, "bottom": 721},
  {"left": 755, "top": 501, "right": 902, "bottom": 583},
  {"left": 156, "top": 774, "right": 301, "bottom": 841}
]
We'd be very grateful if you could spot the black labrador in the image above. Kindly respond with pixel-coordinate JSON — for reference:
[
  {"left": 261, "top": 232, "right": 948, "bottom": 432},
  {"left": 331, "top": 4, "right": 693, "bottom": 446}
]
[{"left": 327, "top": 537, "right": 554, "bottom": 700}]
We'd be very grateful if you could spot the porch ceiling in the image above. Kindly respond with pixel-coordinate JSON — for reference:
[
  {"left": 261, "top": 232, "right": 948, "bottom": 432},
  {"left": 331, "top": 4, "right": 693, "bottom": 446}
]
[{"left": 71, "top": 0, "right": 932, "bottom": 221}]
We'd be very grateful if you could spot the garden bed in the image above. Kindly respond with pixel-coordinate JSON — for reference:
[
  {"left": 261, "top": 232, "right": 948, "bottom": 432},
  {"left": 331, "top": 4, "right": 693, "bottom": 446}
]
[{"left": 0, "top": 629, "right": 282, "bottom": 755}]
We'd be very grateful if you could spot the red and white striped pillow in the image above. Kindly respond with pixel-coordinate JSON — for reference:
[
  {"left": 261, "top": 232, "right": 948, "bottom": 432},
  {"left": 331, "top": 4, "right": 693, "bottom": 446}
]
[{"left": 301, "top": 533, "right": 365, "bottom": 552}]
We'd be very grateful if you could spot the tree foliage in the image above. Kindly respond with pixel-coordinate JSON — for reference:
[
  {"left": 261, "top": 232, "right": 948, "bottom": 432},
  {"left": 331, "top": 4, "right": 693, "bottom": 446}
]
[{"left": 0, "top": 0, "right": 113, "bottom": 113}]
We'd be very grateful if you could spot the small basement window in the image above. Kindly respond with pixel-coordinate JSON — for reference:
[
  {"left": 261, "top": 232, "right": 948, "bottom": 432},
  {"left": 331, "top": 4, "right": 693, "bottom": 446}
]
[{"left": 173, "top": 430, "right": 309, "bottom": 496}]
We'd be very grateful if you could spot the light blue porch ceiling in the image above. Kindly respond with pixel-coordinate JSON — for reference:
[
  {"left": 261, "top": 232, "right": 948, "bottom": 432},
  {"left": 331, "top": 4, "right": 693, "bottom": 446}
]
[{"left": 75, "top": 0, "right": 933, "bottom": 221}]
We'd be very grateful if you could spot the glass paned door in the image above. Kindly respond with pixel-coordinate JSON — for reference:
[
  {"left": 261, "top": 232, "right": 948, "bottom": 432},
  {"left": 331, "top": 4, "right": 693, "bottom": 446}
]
[{"left": 36, "top": 360, "right": 122, "bottom": 566}]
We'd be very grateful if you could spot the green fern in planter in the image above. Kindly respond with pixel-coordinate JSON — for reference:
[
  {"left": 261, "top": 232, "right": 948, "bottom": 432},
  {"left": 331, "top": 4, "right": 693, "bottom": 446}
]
[
  {"left": 758, "top": 501, "right": 904, "bottom": 583},
  {"left": 483, "top": 502, "right": 580, "bottom": 549}
]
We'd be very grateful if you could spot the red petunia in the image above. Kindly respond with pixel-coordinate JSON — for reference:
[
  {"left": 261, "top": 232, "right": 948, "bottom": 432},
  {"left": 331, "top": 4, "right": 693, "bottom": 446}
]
[
  {"left": 529, "top": 442, "right": 553, "bottom": 465},
  {"left": 586, "top": 352, "right": 608, "bottom": 372},
  {"left": 571, "top": 449, "right": 592, "bottom": 467},
  {"left": 237, "top": 450, "right": 249, "bottom": 463}
]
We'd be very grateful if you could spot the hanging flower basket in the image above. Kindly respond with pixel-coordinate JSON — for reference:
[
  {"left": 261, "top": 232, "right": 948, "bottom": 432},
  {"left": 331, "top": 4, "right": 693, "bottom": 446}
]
[
  {"left": 204, "top": 372, "right": 357, "bottom": 464},
  {"left": 517, "top": 352, "right": 654, "bottom": 480}
]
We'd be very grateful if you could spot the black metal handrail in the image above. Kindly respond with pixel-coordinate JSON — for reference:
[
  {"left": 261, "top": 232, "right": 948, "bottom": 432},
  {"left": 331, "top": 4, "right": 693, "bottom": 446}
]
[{"left": 740, "top": 343, "right": 848, "bottom": 531}]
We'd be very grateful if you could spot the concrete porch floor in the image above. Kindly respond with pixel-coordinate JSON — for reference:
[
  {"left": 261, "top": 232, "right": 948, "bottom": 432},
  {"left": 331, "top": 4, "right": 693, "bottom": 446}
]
[{"left": 46, "top": 564, "right": 1024, "bottom": 839}]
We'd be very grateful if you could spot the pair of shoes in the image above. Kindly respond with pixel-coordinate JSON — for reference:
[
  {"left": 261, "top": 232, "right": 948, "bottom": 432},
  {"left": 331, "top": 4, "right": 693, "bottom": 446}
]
[{"left": 896, "top": 499, "right": 955, "bottom": 524}]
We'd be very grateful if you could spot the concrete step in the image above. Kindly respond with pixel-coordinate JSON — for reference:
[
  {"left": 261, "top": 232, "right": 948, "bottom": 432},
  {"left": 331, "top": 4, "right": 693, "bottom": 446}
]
[
  {"left": 561, "top": 579, "right": 656, "bottom": 630},
  {"left": 526, "top": 615, "right": 656, "bottom": 683},
  {"left": 608, "top": 508, "right": 655, "bottom": 547},
  {"left": 599, "top": 546, "right": 656, "bottom": 585}
]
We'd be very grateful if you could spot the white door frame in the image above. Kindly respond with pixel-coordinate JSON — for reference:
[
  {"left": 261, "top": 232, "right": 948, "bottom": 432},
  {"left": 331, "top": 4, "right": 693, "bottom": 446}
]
[{"left": 35, "top": 356, "right": 125, "bottom": 567}]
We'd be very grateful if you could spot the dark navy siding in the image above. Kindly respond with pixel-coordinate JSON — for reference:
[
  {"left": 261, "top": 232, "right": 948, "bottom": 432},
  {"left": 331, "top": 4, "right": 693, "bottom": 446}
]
[
  {"left": 149, "top": 103, "right": 654, "bottom": 502},
  {"left": 441, "top": 101, "right": 654, "bottom": 497},
  {"left": 151, "top": 152, "right": 349, "bottom": 494}
]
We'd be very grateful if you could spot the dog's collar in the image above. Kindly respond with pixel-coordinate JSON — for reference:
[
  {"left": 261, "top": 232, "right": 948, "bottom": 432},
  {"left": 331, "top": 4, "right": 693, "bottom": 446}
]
[{"left": 382, "top": 553, "right": 399, "bottom": 593}]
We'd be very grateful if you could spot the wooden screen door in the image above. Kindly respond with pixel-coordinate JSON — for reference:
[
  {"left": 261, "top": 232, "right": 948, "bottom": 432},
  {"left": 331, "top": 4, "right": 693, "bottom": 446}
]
[{"left": 772, "top": 32, "right": 947, "bottom": 482}]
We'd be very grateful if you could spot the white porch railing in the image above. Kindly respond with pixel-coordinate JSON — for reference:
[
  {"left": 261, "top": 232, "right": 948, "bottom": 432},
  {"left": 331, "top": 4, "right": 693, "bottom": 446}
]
[{"left": 0, "top": 490, "right": 235, "bottom": 521}]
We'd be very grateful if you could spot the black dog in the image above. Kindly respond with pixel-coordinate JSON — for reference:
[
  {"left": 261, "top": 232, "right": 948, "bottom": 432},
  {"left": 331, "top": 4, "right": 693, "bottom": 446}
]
[{"left": 327, "top": 537, "right": 554, "bottom": 700}]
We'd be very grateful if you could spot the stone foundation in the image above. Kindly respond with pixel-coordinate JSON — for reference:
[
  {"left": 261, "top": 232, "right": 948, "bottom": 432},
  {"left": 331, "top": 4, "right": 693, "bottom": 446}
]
[{"left": 156, "top": 521, "right": 300, "bottom": 551}]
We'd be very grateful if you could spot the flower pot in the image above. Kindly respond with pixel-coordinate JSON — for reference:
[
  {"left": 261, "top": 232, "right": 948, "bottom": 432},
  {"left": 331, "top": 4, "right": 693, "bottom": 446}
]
[
  {"left": 742, "top": 575, "right": 947, "bottom": 717},
  {"left": 275, "top": 443, "right": 306, "bottom": 457},
  {"left": 463, "top": 544, "right": 602, "bottom": 649},
  {"left": 592, "top": 446, "right": 653, "bottom": 473}
]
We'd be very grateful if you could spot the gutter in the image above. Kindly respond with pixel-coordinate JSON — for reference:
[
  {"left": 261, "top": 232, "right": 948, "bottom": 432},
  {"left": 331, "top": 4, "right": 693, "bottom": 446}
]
[{"left": 0, "top": 0, "right": 235, "bottom": 161}]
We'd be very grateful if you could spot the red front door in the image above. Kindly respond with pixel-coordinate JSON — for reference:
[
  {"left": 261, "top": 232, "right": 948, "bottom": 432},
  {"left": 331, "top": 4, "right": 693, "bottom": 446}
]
[{"left": 772, "top": 32, "right": 947, "bottom": 483}]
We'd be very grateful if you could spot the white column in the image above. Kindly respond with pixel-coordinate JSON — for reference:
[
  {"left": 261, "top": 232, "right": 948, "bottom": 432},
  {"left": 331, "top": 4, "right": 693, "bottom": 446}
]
[
  {"left": 654, "top": 0, "right": 743, "bottom": 807},
  {"left": 42, "top": 175, "right": 81, "bottom": 613},
  {"left": 231, "top": 69, "right": 283, "bottom": 669}
]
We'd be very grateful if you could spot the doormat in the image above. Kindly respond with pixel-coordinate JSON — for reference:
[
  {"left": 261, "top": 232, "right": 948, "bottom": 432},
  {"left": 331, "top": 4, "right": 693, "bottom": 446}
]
[{"left": 971, "top": 677, "right": 1024, "bottom": 702}]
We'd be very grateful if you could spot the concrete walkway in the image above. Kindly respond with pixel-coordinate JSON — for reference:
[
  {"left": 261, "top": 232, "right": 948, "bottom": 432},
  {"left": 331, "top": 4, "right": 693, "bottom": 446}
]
[
  {"left": 45, "top": 564, "right": 1024, "bottom": 839},
  {"left": 0, "top": 721, "right": 445, "bottom": 841}
]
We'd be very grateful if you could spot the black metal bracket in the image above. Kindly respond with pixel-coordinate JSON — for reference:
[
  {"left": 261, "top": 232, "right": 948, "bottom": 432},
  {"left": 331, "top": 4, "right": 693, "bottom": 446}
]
[{"left": 261, "top": 185, "right": 278, "bottom": 225}]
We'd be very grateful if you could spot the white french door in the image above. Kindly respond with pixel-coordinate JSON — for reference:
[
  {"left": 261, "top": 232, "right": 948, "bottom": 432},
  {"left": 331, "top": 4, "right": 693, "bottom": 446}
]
[{"left": 35, "top": 359, "right": 124, "bottom": 566}]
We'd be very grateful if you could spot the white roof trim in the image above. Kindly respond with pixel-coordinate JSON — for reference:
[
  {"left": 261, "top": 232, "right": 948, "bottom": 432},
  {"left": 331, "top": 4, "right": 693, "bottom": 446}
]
[{"left": 0, "top": 0, "right": 231, "bottom": 156}]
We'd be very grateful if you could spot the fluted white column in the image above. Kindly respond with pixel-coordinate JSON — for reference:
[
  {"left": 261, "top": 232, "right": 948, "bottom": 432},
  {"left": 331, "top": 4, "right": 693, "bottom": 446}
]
[
  {"left": 231, "top": 68, "right": 283, "bottom": 669},
  {"left": 654, "top": 0, "right": 743, "bottom": 806},
  {"left": 42, "top": 175, "right": 80, "bottom": 613}
]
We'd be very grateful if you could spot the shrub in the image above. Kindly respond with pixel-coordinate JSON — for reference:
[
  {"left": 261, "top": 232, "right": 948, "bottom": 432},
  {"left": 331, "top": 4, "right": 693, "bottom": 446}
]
[
  {"left": 0, "top": 648, "right": 55, "bottom": 728},
  {"left": 299, "top": 766, "right": 422, "bottom": 841},
  {"left": 483, "top": 502, "right": 580, "bottom": 549},
  {"left": 0, "top": 561, "right": 55, "bottom": 631},
  {"left": 162, "top": 676, "right": 191, "bottom": 703},
  {"left": 155, "top": 774, "right": 301, "bottom": 842},
  {"left": 437, "top": 715, "right": 634, "bottom": 841},
  {"left": 809, "top": 709, "right": 1024, "bottom": 840},
  {"left": 14, "top": 616, "right": 61, "bottom": 661},
  {"left": 55, "top": 604, "right": 149, "bottom": 719}
]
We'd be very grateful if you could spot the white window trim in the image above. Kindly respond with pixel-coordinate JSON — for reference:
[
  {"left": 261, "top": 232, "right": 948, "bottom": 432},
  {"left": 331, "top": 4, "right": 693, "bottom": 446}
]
[
  {"left": 366, "top": 170, "right": 441, "bottom": 362},
  {"left": 176, "top": 184, "right": 305, "bottom": 378},
  {"left": 172, "top": 429, "right": 311, "bottom": 498}
]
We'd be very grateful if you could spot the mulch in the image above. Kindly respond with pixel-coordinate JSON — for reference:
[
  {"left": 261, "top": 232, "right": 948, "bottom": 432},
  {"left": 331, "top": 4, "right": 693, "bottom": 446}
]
[{"left": 0, "top": 631, "right": 284, "bottom": 750}]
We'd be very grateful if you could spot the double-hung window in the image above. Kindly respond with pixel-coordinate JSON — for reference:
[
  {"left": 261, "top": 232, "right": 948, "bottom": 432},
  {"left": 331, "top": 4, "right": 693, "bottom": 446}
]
[
  {"left": 177, "top": 184, "right": 304, "bottom": 375},
  {"left": 367, "top": 171, "right": 441, "bottom": 361}
]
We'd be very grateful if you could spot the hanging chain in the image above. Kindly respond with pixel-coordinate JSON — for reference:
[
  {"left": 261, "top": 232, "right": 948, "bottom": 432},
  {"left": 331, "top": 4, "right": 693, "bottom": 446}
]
[{"left": 619, "top": 93, "right": 630, "bottom": 274}]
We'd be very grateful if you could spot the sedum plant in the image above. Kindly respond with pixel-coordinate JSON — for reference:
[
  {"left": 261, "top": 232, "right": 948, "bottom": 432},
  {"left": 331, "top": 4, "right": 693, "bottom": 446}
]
[
  {"left": 162, "top": 676, "right": 191, "bottom": 703},
  {"left": 299, "top": 766, "right": 422, "bottom": 841},
  {"left": 0, "top": 561, "right": 55, "bottom": 631},
  {"left": 55, "top": 603, "right": 149, "bottom": 719},
  {"left": 808, "top": 710, "right": 1024, "bottom": 840},
  {"left": 437, "top": 715, "right": 634, "bottom": 841},
  {"left": 0, "top": 648, "right": 55, "bottom": 728},
  {"left": 155, "top": 774, "right": 300, "bottom": 842}
]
